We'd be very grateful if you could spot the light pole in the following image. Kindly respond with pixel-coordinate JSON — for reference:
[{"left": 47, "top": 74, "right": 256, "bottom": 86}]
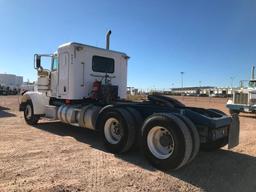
[
  {"left": 199, "top": 80, "right": 202, "bottom": 94},
  {"left": 230, "top": 77, "right": 235, "bottom": 96},
  {"left": 181, "top": 72, "right": 184, "bottom": 88}
]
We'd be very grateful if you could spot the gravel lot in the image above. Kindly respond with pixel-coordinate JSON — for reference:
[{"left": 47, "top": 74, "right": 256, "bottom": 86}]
[{"left": 0, "top": 95, "right": 256, "bottom": 192}]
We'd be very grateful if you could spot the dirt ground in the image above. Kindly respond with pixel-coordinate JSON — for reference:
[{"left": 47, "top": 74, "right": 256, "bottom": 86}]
[{"left": 0, "top": 96, "right": 256, "bottom": 192}]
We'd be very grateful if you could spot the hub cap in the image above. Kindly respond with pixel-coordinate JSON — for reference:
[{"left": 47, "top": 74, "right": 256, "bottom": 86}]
[
  {"left": 147, "top": 126, "right": 175, "bottom": 159},
  {"left": 104, "top": 118, "right": 122, "bottom": 144}
]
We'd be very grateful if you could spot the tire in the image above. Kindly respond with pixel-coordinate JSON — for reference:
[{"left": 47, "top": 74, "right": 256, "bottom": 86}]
[
  {"left": 125, "top": 107, "right": 143, "bottom": 148},
  {"left": 174, "top": 114, "right": 200, "bottom": 164},
  {"left": 201, "top": 137, "right": 228, "bottom": 151},
  {"left": 141, "top": 113, "right": 193, "bottom": 170},
  {"left": 98, "top": 107, "right": 136, "bottom": 153},
  {"left": 24, "top": 100, "right": 40, "bottom": 125},
  {"left": 125, "top": 107, "right": 143, "bottom": 129}
]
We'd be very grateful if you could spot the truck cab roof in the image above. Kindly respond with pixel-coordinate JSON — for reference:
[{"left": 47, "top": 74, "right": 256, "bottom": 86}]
[{"left": 58, "top": 42, "right": 129, "bottom": 59}]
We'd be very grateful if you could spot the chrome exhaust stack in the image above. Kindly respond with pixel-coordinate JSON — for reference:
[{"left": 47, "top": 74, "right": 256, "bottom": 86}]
[{"left": 106, "top": 30, "right": 111, "bottom": 50}]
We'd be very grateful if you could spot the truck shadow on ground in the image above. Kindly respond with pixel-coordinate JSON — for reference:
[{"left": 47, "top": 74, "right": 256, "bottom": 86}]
[
  {"left": 170, "top": 151, "right": 256, "bottom": 192},
  {"left": 33, "top": 122, "right": 256, "bottom": 192},
  {"left": 0, "top": 106, "right": 16, "bottom": 118}
]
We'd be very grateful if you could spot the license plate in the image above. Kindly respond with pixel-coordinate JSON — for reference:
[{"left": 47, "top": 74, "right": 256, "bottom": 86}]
[{"left": 214, "top": 127, "right": 228, "bottom": 140}]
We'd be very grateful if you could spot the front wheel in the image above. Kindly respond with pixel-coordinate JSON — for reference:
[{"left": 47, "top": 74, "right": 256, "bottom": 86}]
[{"left": 24, "top": 101, "right": 40, "bottom": 125}]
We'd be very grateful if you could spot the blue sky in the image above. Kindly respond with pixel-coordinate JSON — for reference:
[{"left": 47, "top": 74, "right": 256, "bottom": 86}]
[{"left": 0, "top": 0, "right": 255, "bottom": 90}]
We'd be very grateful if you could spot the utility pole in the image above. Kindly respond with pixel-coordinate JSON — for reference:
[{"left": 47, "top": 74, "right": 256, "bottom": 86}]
[{"left": 199, "top": 80, "right": 202, "bottom": 95}]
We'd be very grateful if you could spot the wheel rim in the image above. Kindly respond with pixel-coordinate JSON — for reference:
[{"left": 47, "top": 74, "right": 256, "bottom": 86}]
[
  {"left": 25, "top": 105, "right": 32, "bottom": 119},
  {"left": 147, "top": 126, "right": 175, "bottom": 159},
  {"left": 104, "top": 118, "right": 122, "bottom": 144}
]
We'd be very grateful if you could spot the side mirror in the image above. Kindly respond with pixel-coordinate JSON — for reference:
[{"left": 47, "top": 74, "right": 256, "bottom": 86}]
[{"left": 34, "top": 54, "right": 41, "bottom": 69}]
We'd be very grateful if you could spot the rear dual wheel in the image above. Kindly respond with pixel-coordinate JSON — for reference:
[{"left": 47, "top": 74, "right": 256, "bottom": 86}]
[
  {"left": 99, "top": 108, "right": 200, "bottom": 170},
  {"left": 174, "top": 114, "right": 200, "bottom": 164},
  {"left": 141, "top": 113, "right": 199, "bottom": 170},
  {"left": 98, "top": 107, "right": 136, "bottom": 153}
]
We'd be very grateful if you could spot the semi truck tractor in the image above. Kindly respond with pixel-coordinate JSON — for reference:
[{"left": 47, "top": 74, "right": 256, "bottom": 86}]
[
  {"left": 227, "top": 66, "right": 256, "bottom": 114},
  {"left": 19, "top": 31, "right": 240, "bottom": 170}
]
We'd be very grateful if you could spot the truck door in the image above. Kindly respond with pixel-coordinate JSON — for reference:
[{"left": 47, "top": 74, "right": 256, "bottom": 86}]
[{"left": 58, "top": 52, "right": 69, "bottom": 96}]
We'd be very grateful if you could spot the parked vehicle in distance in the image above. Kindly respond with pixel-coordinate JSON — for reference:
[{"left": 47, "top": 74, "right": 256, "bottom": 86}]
[
  {"left": 227, "top": 66, "right": 256, "bottom": 114},
  {"left": 197, "top": 94, "right": 208, "bottom": 97},
  {"left": 0, "top": 84, "right": 19, "bottom": 95}
]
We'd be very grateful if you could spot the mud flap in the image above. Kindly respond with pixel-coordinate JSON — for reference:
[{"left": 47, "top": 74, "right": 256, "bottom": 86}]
[{"left": 228, "top": 114, "right": 240, "bottom": 149}]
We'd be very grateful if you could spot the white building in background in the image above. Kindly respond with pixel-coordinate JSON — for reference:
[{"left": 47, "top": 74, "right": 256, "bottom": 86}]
[
  {"left": 171, "top": 86, "right": 237, "bottom": 96},
  {"left": 0, "top": 73, "right": 23, "bottom": 89}
]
